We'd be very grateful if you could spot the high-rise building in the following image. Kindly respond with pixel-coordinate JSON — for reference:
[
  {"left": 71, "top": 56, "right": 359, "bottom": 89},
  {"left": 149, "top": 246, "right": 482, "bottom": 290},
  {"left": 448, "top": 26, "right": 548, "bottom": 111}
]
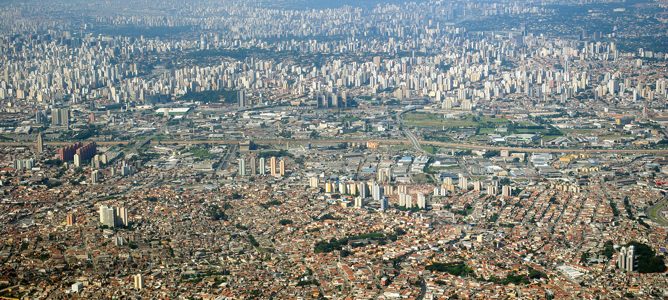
[
  {"left": 617, "top": 246, "right": 635, "bottom": 272},
  {"left": 626, "top": 246, "right": 635, "bottom": 272},
  {"left": 91, "top": 170, "right": 100, "bottom": 184},
  {"left": 57, "top": 142, "right": 96, "bottom": 162},
  {"left": 380, "top": 196, "right": 389, "bottom": 211},
  {"left": 51, "top": 108, "right": 69, "bottom": 127},
  {"left": 238, "top": 158, "right": 246, "bottom": 176},
  {"left": 66, "top": 213, "right": 76, "bottom": 226},
  {"left": 354, "top": 197, "right": 364, "bottom": 208},
  {"left": 348, "top": 183, "right": 357, "bottom": 195},
  {"left": 502, "top": 185, "right": 513, "bottom": 198},
  {"left": 35, "top": 110, "right": 44, "bottom": 124},
  {"left": 377, "top": 168, "right": 391, "bottom": 183},
  {"left": 461, "top": 99, "right": 472, "bottom": 111},
  {"left": 473, "top": 181, "right": 482, "bottom": 192},
  {"left": 250, "top": 156, "right": 257, "bottom": 176},
  {"left": 73, "top": 154, "right": 81, "bottom": 168},
  {"left": 14, "top": 158, "right": 34, "bottom": 171},
  {"left": 279, "top": 160, "right": 285, "bottom": 177},
  {"left": 338, "top": 182, "right": 347, "bottom": 194},
  {"left": 270, "top": 157, "right": 277, "bottom": 177},
  {"left": 99, "top": 205, "right": 116, "bottom": 228},
  {"left": 487, "top": 185, "right": 497, "bottom": 195},
  {"left": 238, "top": 90, "right": 246, "bottom": 107},
  {"left": 36, "top": 132, "right": 43, "bottom": 154},
  {"left": 133, "top": 274, "right": 144, "bottom": 290},
  {"left": 309, "top": 177, "right": 319, "bottom": 188},
  {"left": 116, "top": 207, "right": 129, "bottom": 227},
  {"left": 458, "top": 175, "right": 468, "bottom": 190},
  {"left": 358, "top": 183, "right": 368, "bottom": 198},
  {"left": 417, "top": 193, "right": 426, "bottom": 209},
  {"left": 259, "top": 157, "right": 266, "bottom": 175},
  {"left": 92, "top": 155, "right": 100, "bottom": 169},
  {"left": 372, "top": 183, "right": 383, "bottom": 201}
]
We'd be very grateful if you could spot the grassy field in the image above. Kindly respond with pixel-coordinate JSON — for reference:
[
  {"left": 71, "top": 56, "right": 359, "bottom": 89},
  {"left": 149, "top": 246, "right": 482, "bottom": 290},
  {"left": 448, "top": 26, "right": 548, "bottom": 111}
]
[
  {"left": 421, "top": 145, "right": 439, "bottom": 154},
  {"left": 189, "top": 147, "right": 216, "bottom": 160},
  {"left": 412, "top": 173, "right": 435, "bottom": 184},
  {"left": 389, "top": 145, "right": 414, "bottom": 152},
  {"left": 647, "top": 199, "right": 668, "bottom": 226}
]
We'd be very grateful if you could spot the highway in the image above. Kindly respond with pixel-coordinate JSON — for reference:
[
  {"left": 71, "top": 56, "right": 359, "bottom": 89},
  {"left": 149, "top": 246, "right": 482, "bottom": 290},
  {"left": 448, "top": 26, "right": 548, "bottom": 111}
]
[{"left": 2, "top": 138, "right": 668, "bottom": 154}]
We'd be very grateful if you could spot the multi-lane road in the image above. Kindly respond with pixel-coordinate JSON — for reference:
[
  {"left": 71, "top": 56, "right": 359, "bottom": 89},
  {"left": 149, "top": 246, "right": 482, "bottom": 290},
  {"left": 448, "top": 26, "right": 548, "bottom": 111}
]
[{"left": 2, "top": 138, "right": 668, "bottom": 154}]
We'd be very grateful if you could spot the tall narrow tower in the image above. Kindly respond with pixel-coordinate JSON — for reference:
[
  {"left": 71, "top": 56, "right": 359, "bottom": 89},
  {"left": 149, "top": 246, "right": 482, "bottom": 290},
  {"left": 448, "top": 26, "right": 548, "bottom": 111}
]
[
  {"left": 626, "top": 246, "right": 635, "bottom": 272},
  {"left": 270, "top": 156, "right": 277, "bottom": 177},
  {"left": 36, "top": 132, "right": 44, "bottom": 154}
]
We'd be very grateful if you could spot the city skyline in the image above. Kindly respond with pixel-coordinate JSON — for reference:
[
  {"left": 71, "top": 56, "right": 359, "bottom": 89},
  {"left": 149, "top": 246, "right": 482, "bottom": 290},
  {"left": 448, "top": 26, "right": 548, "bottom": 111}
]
[{"left": 0, "top": 0, "right": 667, "bottom": 299}]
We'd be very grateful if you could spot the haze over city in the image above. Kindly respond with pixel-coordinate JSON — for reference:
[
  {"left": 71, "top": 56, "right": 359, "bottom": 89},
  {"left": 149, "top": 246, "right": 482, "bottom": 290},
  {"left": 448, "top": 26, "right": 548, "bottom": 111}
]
[{"left": 0, "top": 0, "right": 667, "bottom": 299}]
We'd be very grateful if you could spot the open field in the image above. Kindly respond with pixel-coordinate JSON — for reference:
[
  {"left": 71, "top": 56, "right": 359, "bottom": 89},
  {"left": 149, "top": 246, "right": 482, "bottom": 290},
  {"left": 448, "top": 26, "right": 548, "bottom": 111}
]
[{"left": 647, "top": 199, "right": 668, "bottom": 227}]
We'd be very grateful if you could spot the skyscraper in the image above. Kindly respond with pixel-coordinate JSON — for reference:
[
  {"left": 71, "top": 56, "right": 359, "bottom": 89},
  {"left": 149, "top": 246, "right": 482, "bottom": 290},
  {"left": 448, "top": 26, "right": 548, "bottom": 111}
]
[
  {"left": 626, "top": 246, "right": 635, "bottom": 272},
  {"left": 473, "top": 181, "right": 482, "bottom": 192},
  {"left": 458, "top": 175, "right": 468, "bottom": 190},
  {"left": 36, "top": 132, "right": 43, "bottom": 154},
  {"left": 250, "top": 156, "right": 257, "bottom": 176},
  {"left": 618, "top": 246, "right": 627, "bottom": 270},
  {"left": 73, "top": 154, "right": 81, "bottom": 168},
  {"left": 133, "top": 274, "right": 144, "bottom": 290},
  {"left": 372, "top": 182, "right": 383, "bottom": 201},
  {"left": 354, "top": 197, "right": 364, "bottom": 208},
  {"left": 66, "top": 213, "right": 76, "bottom": 226},
  {"left": 358, "top": 183, "right": 368, "bottom": 198},
  {"left": 51, "top": 108, "right": 69, "bottom": 127},
  {"left": 279, "top": 160, "right": 285, "bottom": 177},
  {"left": 380, "top": 197, "right": 388, "bottom": 211},
  {"left": 91, "top": 170, "right": 100, "bottom": 184},
  {"left": 238, "top": 89, "right": 246, "bottom": 107},
  {"left": 270, "top": 156, "right": 277, "bottom": 177},
  {"left": 309, "top": 177, "right": 319, "bottom": 188},
  {"left": 417, "top": 193, "right": 426, "bottom": 209},
  {"left": 502, "top": 185, "right": 512, "bottom": 198},
  {"left": 238, "top": 158, "right": 246, "bottom": 176},
  {"left": 116, "top": 207, "right": 128, "bottom": 227},
  {"left": 259, "top": 157, "right": 266, "bottom": 175},
  {"left": 487, "top": 185, "right": 498, "bottom": 195},
  {"left": 99, "top": 205, "right": 116, "bottom": 228}
]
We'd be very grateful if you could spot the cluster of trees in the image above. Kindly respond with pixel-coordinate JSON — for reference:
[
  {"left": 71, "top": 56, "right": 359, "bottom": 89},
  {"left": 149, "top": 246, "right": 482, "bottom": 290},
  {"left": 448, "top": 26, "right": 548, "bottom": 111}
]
[
  {"left": 427, "top": 261, "right": 547, "bottom": 285},
  {"left": 206, "top": 204, "right": 228, "bottom": 221},
  {"left": 248, "top": 235, "right": 260, "bottom": 247},
  {"left": 313, "top": 213, "right": 339, "bottom": 221},
  {"left": 260, "top": 200, "right": 282, "bottom": 209},
  {"left": 179, "top": 89, "right": 238, "bottom": 104},
  {"left": 623, "top": 196, "right": 634, "bottom": 219},
  {"left": 314, "top": 231, "right": 404, "bottom": 253},
  {"left": 628, "top": 242, "right": 667, "bottom": 273},
  {"left": 258, "top": 150, "right": 292, "bottom": 158},
  {"left": 426, "top": 262, "right": 474, "bottom": 277}
]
